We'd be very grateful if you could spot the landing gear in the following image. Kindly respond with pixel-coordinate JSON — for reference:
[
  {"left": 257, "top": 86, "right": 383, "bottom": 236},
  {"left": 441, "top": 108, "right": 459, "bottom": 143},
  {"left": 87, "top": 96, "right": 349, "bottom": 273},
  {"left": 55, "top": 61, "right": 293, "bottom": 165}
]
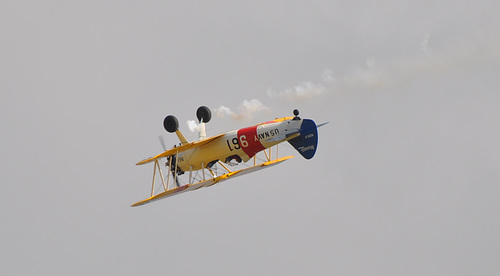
[
  {"left": 196, "top": 106, "right": 212, "bottom": 123},
  {"left": 163, "top": 115, "right": 179, "bottom": 132},
  {"left": 225, "top": 155, "right": 242, "bottom": 166},
  {"left": 293, "top": 109, "right": 301, "bottom": 120}
]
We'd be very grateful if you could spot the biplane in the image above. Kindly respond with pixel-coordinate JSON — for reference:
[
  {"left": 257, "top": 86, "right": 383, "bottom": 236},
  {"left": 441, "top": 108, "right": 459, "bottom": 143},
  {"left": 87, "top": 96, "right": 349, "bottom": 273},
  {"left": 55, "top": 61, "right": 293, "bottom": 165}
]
[{"left": 132, "top": 106, "right": 327, "bottom": 206}]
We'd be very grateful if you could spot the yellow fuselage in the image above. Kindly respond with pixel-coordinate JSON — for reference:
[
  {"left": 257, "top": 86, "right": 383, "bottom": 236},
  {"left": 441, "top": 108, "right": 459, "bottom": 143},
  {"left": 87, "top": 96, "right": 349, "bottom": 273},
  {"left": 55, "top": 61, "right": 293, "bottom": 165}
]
[{"left": 175, "top": 117, "right": 300, "bottom": 172}]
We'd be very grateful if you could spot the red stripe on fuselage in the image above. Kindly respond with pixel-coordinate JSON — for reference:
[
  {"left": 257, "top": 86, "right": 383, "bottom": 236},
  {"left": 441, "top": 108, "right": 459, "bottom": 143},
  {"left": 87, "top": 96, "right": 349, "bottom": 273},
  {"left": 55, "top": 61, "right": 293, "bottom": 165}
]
[{"left": 237, "top": 125, "right": 266, "bottom": 158}]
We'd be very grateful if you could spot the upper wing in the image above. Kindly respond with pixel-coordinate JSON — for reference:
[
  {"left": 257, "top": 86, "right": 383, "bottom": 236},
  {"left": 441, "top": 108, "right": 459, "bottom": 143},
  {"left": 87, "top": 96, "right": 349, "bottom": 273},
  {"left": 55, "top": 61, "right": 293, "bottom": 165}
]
[{"left": 136, "top": 133, "right": 225, "bottom": 165}]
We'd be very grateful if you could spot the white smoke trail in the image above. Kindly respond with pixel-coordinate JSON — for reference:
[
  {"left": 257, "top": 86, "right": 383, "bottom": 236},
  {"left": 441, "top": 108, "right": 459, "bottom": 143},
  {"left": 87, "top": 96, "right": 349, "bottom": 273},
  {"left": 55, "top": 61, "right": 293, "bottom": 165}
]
[
  {"left": 268, "top": 36, "right": 500, "bottom": 102},
  {"left": 215, "top": 35, "right": 500, "bottom": 119},
  {"left": 214, "top": 99, "right": 269, "bottom": 121},
  {"left": 186, "top": 120, "right": 202, "bottom": 133},
  {"left": 321, "top": 69, "right": 335, "bottom": 83},
  {"left": 267, "top": 81, "right": 327, "bottom": 102},
  {"left": 213, "top": 106, "right": 233, "bottom": 118}
]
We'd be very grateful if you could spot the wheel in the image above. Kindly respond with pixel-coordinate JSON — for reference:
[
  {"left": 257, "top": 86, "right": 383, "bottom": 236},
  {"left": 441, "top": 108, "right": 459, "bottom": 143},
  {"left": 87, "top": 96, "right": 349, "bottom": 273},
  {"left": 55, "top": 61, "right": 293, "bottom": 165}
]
[
  {"left": 163, "top": 115, "right": 179, "bottom": 133},
  {"left": 196, "top": 106, "right": 212, "bottom": 123}
]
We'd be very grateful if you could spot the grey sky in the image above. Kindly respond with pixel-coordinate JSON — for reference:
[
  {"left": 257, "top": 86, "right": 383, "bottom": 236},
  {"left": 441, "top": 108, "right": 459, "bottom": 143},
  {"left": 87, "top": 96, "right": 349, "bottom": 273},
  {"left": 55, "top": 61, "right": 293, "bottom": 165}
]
[{"left": 1, "top": 1, "right": 500, "bottom": 275}]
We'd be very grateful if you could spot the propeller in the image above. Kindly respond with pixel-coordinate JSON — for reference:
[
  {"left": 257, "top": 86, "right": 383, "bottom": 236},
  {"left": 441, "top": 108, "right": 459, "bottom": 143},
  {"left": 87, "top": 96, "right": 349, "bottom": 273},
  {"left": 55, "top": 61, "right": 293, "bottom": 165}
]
[
  {"left": 158, "top": 135, "right": 167, "bottom": 151},
  {"left": 160, "top": 136, "right": 181, "bottom": 187},
  {"left": 166, "top": 155, "right": 181, "bottom": 188}
]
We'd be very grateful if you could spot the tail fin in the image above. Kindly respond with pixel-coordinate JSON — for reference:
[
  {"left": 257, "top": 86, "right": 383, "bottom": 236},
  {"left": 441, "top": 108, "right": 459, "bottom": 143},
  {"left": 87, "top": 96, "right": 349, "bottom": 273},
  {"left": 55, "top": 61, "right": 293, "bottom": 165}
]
[{"left": 287, "top": 119, "right": 319, "bottom": 159}]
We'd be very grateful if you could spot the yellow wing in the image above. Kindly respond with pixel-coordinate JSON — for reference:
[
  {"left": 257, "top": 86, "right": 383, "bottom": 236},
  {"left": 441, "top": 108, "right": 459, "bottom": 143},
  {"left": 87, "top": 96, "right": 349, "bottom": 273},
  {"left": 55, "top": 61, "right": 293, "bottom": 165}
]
[
  {"left": 136, "top": 133, "right": 225, "bottom": 165},
  {"left": 131, "top": 155, "right": 294, "bottom": 206}
]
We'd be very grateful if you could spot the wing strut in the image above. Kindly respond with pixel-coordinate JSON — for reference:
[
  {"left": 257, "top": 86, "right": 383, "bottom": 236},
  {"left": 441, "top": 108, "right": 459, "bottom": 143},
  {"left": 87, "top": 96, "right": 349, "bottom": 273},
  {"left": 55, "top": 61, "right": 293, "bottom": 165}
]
[
  {"left": 151, "top": 159, "right": 168, "bottom": 197},
  {"left": 174, "top": 149, "right": 179, "bottom": 187},
  {"left": 217, "top": 161, "right": 232, "bottom": 174},
  {"left": 133, "top": 143, "right": 293, "bottom": 207},
  {"left": 132, "top": 153, "right": 295, "bottom": 207}
]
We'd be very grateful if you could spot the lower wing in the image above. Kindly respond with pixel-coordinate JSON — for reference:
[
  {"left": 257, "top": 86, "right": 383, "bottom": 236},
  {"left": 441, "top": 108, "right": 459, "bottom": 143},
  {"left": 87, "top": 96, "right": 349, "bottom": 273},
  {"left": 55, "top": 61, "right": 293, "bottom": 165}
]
[{"left": 131, "top": 155, "right": 294, "bottom": 206}]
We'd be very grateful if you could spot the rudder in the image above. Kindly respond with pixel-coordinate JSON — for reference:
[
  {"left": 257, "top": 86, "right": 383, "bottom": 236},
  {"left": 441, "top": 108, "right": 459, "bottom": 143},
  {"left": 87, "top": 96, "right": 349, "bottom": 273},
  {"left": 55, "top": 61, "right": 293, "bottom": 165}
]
[{"left": 288, "top": 119, "right": 318, "bottom": 159}]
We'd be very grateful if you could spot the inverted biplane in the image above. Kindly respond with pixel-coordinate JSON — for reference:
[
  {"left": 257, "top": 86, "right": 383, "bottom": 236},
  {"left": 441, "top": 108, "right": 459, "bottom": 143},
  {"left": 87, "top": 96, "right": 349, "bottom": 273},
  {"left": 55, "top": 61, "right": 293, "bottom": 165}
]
[{"left": 132, "top": 106, "right": 326, "bottom": 207}]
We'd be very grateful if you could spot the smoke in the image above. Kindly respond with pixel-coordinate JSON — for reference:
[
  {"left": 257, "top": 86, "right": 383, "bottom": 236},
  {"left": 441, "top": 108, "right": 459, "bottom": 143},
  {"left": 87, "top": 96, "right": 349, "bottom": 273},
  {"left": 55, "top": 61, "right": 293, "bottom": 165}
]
[
  {"left": 215, "top": 35, "right": 500, "bottom": 121},
  {"left": 213, "top": 106, "right": 232, "bottom": 118},
  {"left": 214, "top": 99, "right": 270, "bottom": 121},
  {"left": 267, "top": 81, "right": 327, "bottom": 102},
  {"left": 321, "top": 69, "right": 335, "bottom": 83},
  {"left": 186, "top": 120, "right": 202, "bottom": 133},
  {"left": 268, "top": 36, "right": 500, "bottom": 102}
]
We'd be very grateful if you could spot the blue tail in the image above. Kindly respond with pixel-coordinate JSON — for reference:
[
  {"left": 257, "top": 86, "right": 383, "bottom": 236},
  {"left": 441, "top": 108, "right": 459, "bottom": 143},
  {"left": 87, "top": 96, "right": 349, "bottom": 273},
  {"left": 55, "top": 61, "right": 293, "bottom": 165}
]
[{"left": 287, "top": 119, "right": 318, "bottom": 159}]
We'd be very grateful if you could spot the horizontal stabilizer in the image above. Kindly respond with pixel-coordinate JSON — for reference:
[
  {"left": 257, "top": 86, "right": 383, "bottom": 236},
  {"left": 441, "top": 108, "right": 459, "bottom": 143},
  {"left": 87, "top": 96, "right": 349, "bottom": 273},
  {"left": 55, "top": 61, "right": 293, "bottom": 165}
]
[{"left": 317, "top": 122, "right": 329, "bottom": 128}]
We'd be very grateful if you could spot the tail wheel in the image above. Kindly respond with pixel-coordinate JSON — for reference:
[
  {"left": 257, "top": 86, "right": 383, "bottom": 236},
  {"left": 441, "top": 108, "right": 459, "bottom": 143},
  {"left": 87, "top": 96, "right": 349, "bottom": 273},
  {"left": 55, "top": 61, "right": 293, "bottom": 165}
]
[
  {"left": 163, "top": 115, "right": 179, "bottom": 133},
  {"left": 196, "top": 106, "right": 212, "bottom": 123}
]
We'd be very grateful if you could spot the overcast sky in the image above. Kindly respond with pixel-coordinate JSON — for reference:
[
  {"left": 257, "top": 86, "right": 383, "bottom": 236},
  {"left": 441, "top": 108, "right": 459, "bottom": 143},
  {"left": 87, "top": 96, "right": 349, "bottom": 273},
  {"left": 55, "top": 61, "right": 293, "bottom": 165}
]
[{"left": 2, "top": 1, "right": 500, "bottom": 275}]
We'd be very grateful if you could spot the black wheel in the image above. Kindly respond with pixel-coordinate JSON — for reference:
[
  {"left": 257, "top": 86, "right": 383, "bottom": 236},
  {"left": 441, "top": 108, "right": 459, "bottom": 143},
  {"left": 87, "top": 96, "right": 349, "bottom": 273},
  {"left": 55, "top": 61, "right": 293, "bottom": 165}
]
[
  {"left": 196, "top": 106, "right": 212, "bottom": 123},
  {"left": 163, "top": 115, "right": 179, "bottom": 133}
]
